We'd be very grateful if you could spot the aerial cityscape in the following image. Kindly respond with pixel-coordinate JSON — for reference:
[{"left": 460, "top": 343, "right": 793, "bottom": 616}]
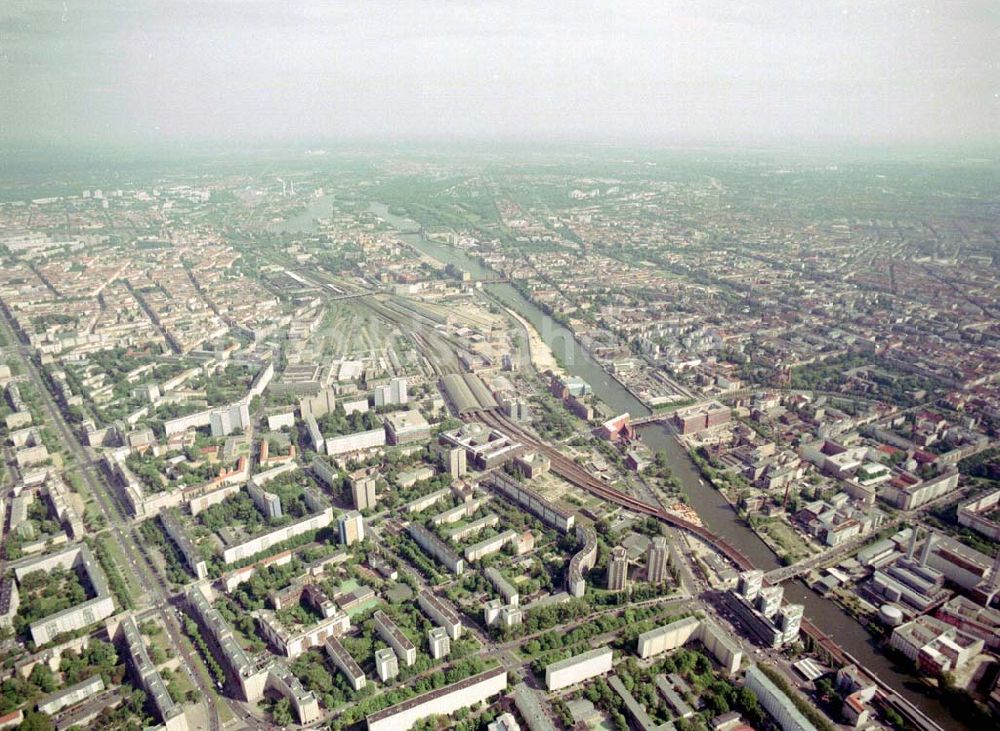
[{"left": 0, "top": 3, "right": 997, "bottom": 731}]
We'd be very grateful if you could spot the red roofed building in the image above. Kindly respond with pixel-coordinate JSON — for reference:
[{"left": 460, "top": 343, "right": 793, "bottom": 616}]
[{"left": 598, "top": 413, "right": 634, "bottom": 441}]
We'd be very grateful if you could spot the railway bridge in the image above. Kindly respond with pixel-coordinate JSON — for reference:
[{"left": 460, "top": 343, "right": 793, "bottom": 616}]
[
  {"left": 472, "top": 409, "right": 755, "bottom": 572},
  {"left": 467, "top": 408, "right": 945, "bottom": 731}
]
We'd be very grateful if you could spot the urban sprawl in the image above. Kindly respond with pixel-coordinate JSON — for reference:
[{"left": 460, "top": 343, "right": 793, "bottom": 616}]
[{"left": 0, "top": 152, "right": 997, "bottom": 731}]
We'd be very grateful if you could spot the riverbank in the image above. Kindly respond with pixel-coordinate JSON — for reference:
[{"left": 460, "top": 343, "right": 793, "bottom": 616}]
[
  {"left": 603, "top": 367, "right": 655, "bottom": 414},
  {"left": 500, "top": 304, "right": 562, "bottom": 376},
  {"left": 683, "top": 436, "right": 819, "bottom": 565},
  {"left": 363, "top": 201, "right": 970, "bottom": 731}
]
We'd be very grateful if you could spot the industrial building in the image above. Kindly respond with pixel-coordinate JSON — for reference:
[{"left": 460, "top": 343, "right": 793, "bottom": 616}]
[
  {"left": 935, "top": 595, "right": 1000, "bottom": 650},
  {"left": 922, "top": 533, "right": 1000, "bottom": 605},
  {"left": 879, "top": 469, "right": 960, "bottom": 511},
  {"left": 673, "top": 401, "right": 731, "bottom": 435},
  {"left": 862, "top": 528, "right": 998, "bottom": 612},
  {"left": 889, "top": 614, "right": 985, "bottom": 675},
  {"left": 957, "top": 488, "right": 1000, "bottom": 540}
]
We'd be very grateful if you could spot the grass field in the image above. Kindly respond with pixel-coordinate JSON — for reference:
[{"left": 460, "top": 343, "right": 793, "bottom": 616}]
[{"left": 754, "top": 518, "right": 815, "bottom": 563}]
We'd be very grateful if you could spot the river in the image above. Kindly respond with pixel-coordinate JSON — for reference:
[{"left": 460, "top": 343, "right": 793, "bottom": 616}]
[
  {"left": 278, "top": 199, "right": 960, "bottom": 729},
  {"left": 269, "top": 194, "right": 339, "bottom": 234}
]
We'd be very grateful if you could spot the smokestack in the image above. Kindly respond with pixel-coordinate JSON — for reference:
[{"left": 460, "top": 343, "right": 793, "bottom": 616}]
[
  {"left": 907, "top": 528, "right": 918, "bottom": 561},
  {"left": 920, "top": 532, "right": 935, "bottom": 566},
  {"left": 990, "top": 550, "right": 1000, "bottom": 591}
]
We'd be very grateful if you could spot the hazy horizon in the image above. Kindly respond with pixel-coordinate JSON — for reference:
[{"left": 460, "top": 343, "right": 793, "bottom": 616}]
[{"left": 1, "top": 1, "right": 997, "bottom": 150}]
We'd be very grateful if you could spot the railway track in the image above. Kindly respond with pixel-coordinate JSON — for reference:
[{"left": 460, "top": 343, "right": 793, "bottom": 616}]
[{"left": 472, "top": 409, "right": 755, "bottom": 570}]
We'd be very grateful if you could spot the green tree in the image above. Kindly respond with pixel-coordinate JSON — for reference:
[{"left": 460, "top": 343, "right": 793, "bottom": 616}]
[
  {"left": 19, "top": 711, "right": 55, "bottom": 731},
  {"left": 29, "top": 663, "right": 57, "bottom": 693},
  {"left": 272, "top": 698, "right": 292, "bottom": 726}
]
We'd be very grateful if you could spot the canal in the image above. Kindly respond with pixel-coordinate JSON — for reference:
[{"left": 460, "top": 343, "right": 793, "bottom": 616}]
[{"left": 280, "top": 198, "right": 961, "bottom": 729}]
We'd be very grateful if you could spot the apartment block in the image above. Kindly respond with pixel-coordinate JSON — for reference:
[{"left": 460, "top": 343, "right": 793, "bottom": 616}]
[{"left": 374, "top": 610, "right": 417, "bottom": 666}]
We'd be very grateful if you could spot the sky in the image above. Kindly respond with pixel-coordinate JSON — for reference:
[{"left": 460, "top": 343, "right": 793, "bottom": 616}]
[{"left": 0, "top": 1, "right": 997, "bottom": 149}]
